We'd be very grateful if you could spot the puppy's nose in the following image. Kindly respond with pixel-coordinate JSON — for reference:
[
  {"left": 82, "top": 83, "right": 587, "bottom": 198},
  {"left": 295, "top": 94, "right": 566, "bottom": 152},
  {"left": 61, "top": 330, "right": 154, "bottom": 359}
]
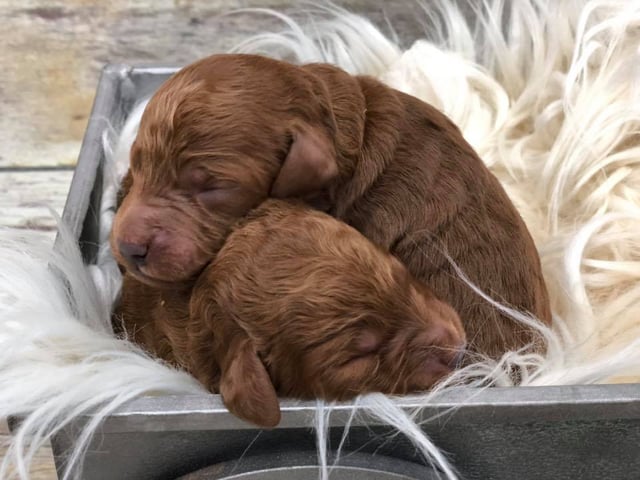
[
  {"left": 448, "top": 343, "right": 468, "bottom": 369},
  {"left": 118, "top": 241, "right": 148, "bottom": 268}
]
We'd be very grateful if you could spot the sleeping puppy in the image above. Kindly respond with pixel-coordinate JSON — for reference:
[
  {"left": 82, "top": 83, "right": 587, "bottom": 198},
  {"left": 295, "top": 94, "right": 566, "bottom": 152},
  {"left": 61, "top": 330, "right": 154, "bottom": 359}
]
[
  {"left": 115, "top": 200, "right": 466, "bottom": 428},
  {"left": 111, "top": 53, "right": 551, "bottom": 359},
  {"left": 114, "top": 275, "right": 191, "bottom": 369}
]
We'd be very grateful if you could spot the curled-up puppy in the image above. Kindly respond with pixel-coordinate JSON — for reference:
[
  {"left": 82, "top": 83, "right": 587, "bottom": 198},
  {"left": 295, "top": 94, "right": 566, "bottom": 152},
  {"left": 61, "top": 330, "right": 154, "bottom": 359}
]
[
  {"left": 114, "top": 200, "right": 466, "bottom": 428},
  {"left": 115, "top": 275, "right": 193, "bottom": 371},
  {"left": 111, "top": 54, "right": 550, "bottom": 360},
  {"left": 188, "top": 200, "right": 466, "bottom": 427}
]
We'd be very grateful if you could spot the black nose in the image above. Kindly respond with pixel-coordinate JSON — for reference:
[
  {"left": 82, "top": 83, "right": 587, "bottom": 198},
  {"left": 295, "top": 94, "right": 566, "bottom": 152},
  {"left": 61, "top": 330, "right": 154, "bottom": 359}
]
[{"left": 118, "top": 241, "right": 148, "bottom": 268}]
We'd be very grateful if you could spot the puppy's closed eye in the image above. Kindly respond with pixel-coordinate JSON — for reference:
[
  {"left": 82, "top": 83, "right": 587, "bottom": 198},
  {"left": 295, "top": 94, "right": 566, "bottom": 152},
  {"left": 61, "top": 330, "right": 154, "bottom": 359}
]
[
  {"left": 179, "top": 167, "right": 243, "bottom": 211},
  {"left": 196, "top": 187, "right": 240, "bottom": 209},
  {"left": 335, "top": 329, "right": 382, "bottom": 370},
  {"left": 179, "top": 166, "right": 222, "bottom": 193}
]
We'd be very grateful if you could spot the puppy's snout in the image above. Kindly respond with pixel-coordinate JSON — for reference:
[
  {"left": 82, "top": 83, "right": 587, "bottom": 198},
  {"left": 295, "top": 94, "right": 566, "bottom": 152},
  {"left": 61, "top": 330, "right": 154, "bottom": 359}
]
[
  {"left": 448, "top": 343, "right": 468, "bottom": 369},
  {"left": 118, "top": 241, "right": 149, "bottom": 269},
  {"left": 415, "top": 306, "right": 467, "bottom": 374},
  {"left": 427, "top": 338, "right": 467, "bottom": 372}
]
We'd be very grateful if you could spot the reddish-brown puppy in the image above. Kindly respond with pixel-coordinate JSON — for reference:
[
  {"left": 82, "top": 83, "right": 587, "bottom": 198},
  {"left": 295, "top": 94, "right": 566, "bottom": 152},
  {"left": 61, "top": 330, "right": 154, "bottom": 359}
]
[
  {"left": 111, "top": 54, "right": 551, "bottom": 358},
  {"left": 115, "top": 275, "right": 192, "bottom": 370},
  {"left": 115, "top": 200, "right": 466, "bottom": 428}
]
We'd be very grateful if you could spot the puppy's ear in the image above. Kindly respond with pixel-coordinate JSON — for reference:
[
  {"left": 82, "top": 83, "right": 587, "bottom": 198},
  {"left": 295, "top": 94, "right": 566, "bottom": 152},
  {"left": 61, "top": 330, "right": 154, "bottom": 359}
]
[
  {"left": 220, "top": 339, "right": 281, "bottom": 428},
  {"left": 270, "top": 123, "right": 339, "bottom": 198}
]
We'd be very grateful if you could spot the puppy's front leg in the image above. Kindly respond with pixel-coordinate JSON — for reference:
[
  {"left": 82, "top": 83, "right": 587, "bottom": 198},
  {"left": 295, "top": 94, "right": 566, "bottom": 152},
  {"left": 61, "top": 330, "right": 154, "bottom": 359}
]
[{"left": 190, "top": 267, "right": 281, "bottom": 428}]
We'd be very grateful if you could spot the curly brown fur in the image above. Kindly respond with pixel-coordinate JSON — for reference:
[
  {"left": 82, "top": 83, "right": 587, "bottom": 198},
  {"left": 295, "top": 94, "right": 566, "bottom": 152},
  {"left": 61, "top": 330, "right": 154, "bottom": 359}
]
[
  {"left": 115, "top": 200, "right": 466, "bottom": 427},
  {"left": 111, "top": 53, "right": 550, "bottom": 359}
]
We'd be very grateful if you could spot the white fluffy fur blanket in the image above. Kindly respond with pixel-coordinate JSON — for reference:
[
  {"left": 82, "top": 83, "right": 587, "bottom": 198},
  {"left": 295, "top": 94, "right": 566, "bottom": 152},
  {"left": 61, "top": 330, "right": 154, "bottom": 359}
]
[{"left": 1, "top": 1, "right": 639, "bottom": 479}]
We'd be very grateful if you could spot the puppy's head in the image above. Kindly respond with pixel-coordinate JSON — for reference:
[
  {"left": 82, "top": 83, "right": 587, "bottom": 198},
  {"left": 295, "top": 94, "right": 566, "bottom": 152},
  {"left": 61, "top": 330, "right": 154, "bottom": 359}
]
[
  {"left": 111, "top": 55, "right": 359, "bottom": 286},
  {"left": 204, "top": 201, "right": 467, "bottom": 406},
  {"left": 219, "top": 271, "right": 466, "bottom": 423},
  {"left": 187, "top": 202, "right": 467, "bottom": 427},
  {"left": 296, "top": 273, "right": 467, "bottom": 399}
]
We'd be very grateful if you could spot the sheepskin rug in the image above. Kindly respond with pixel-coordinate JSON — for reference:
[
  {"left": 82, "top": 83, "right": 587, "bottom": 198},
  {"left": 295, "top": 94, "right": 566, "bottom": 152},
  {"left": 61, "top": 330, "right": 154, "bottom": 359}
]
[{"left": 1, "top": 1, "right": 639, "bottom": 479}]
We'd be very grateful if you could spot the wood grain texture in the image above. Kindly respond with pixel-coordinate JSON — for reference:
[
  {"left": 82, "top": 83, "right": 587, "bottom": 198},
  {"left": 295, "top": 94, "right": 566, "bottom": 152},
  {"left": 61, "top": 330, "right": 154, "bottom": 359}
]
[
  {"left": 0, "top": 437, "right": 57, "bottom": 480},
  {"left": 0, "top": 0, "right": 430, "bottom": 232},
  {"left": 1, "top": 421, "right": 56, "bottom": 480},
  {"left": 1, "top": 0, "right": 427, "bottom": 169},
  {"left": 0, "top": 169, "right": 73, "bottom": 235}
]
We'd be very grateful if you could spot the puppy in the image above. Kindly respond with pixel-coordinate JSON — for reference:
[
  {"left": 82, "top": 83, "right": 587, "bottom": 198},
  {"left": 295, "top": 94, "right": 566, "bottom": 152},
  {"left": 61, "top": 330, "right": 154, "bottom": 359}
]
[
  {"left": 111, "top": 54, "right": 551, "bottom": 359},
  {"left": 115, "top": 200, "right": 466, "bottom": 427},
  {"left": 114, "top": 275, "right": 192, "bottom": 369}
]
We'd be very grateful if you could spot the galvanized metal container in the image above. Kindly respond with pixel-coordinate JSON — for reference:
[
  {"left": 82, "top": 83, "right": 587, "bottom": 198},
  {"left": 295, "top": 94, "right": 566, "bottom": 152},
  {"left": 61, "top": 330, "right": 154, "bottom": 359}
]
[{"left": 51, "top": 65, "right": 640, "bottom": 480}]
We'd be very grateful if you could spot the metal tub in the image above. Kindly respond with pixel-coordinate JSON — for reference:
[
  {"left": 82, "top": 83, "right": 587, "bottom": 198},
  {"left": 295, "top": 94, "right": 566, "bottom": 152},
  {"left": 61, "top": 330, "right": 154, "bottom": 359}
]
[{"left": 49, "top": 65, "right": 640, "bottom": 479}]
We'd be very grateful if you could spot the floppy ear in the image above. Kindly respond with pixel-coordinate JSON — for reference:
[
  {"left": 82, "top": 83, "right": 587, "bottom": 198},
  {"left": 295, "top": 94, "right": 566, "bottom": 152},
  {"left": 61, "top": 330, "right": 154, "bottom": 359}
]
[
  {"left": 270, "top": 123, "right": 339, "bottom": 198},
  {"left": 219, "top": 338, "right": 281, "bottom": 428}
]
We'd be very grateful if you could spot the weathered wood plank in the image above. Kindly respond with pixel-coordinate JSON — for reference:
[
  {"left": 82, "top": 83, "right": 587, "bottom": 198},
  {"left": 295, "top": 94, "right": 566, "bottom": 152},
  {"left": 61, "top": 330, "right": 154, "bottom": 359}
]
[
  {"left": 0, "top": 436, "right": 56, "bottom": 480},
  {"left": 0, "top": 0, "right": 427, "bottom": 168},
  {"left": 0, "top": 170, "right": 73, "bottom": 234}
]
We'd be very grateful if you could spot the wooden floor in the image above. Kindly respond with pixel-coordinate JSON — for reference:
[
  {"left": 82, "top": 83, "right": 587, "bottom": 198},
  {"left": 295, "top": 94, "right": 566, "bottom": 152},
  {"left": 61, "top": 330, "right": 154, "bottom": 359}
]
[
  {"left": 1, "top": 418, "right": 56, "bottom": 479},
  {"left": 0, "top": 1, "right": 433, "bottom": 477}
]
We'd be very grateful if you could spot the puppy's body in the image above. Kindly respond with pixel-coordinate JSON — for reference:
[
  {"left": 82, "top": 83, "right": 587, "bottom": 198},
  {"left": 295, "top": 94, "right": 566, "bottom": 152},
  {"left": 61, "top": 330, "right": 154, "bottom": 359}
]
[
  {"left": 115, "top": 276, "right": 192, "bottom": 369},
  {"left": 115, "top": 200, "right": 466, "bottom": 427},
  {"left": 327, "top": 75, "right": 551, "bottom": 358},
  {"left": 112, "top": 54, "right": 551, "bottom": 359}
]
